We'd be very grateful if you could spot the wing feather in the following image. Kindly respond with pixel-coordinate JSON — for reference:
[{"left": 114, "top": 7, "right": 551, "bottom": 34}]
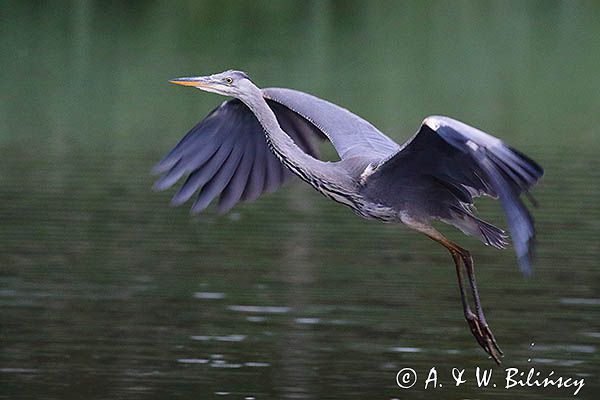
[
  {"left": 191, "top": 144, "right": 245, "bottom": 213},
  {"left": 171, "top": 134, "right": 236, "bottom": 206},
  {"left": 152, "top": 110, "right": 223, "bottom": 175},
  {"left": 263, "top": 88, "right": 399, "bottom": 160},
  {"left": 153, "top": 97, "right": 325, "bottom": 212},
  {"left": 240, "top": 134, "right": 268, "bottom": 202},
  {"left": 217, "top": 148, "right": 255, "bottom": 214},
  {"left": 365, "top": 116, "right": 543, "bottom": 274}
]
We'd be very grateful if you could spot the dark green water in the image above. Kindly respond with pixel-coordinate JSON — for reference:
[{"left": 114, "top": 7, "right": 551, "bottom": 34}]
[{"left": 1, "top": 1, "right": 599, "bottom": 399}]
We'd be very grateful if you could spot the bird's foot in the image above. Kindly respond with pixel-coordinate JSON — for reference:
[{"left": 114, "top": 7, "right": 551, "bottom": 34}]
[{"left": 465, "top": 310, "right": 503, "bottom": 364}]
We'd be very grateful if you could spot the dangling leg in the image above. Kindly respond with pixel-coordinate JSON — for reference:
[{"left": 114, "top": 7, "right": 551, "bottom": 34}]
[
  {"left": 449, "top": 249, "right": 489, "bottom": 351},
  {"left": 458, "top": 250, "right": 503, "bottom": 356},
  {"left": 420, "top": 228, "right": 503, "bottom": 364}
]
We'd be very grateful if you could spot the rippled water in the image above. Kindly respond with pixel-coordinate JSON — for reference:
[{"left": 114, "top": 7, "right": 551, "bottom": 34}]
[{"left": 1, "top": 1, "right": 599, "bottom": 399}]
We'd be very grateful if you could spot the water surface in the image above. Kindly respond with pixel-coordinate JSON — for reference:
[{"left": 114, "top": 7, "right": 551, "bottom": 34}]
[{"left": 1, "top": 1, "right": 599, "bottom": 399}]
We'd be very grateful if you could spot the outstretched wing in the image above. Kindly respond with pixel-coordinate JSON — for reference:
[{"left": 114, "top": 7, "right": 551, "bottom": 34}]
[
  {"left": 152, "top": 98, "right": 325, "bottom": 214},
  {"left": 263, "top": 88, "right": 400, "bottom": 160},
  {"left": 367, "top": 115, "right": 544, "bottom": 274}
]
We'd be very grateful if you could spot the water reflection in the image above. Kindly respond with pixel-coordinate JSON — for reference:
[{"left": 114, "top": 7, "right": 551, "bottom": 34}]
[
  {"left": 193, "top": 291, "right": 227, "bottom": 299},
  {"left": 227, "top": 305, "right": 292, "bottom": 314},
  {"left": 190, "top": 335, "right": 247, "bottom": 342}
]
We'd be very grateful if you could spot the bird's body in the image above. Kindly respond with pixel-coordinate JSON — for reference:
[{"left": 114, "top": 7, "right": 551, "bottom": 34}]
[{"left": 156, "top": 70, "right": 543, "bottom": 363}]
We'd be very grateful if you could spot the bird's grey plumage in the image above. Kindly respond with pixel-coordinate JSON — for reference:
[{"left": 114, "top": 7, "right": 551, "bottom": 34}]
[
  {"left": 157, "top": 69, "right": 544, "bottom": 363},
  {"left": 155, "top": 79, "right": 543, "bottom": 274}
]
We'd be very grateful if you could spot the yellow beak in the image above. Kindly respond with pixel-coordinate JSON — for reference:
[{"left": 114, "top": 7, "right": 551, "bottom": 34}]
[{"left": 169, "top": 79, "right": 202, "bottom": 87}]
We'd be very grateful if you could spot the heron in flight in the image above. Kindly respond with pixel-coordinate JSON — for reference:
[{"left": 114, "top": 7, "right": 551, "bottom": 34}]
[{"left": 154, "top": 70, "right": 543, "bottom": 363}]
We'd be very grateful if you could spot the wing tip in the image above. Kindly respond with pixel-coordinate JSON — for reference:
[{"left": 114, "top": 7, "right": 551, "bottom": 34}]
[
  {"left": 152, "top": 179, "right": 172, "bottom": 192},
  {"left": 216, "top": 203, "right": 234, "bottom": 215},
  {"left": 517, "top": 256, "right": 534, "bottom": 277},
  {"left": 189, "top": 205, "right": 205, "bottom": 215},
  {"left": 508, "top": 145, "right": 545, "bottom": 178},
  {"left": 170, "top": 194, "right": 188, "bottom": 207},
  {"left": 516, "top": 236, "right": 537, "bottom": 277}
]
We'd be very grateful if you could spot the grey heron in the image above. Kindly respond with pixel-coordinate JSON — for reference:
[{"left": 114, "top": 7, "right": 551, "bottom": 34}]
[{"left": 153, "top": 70, "right": 543, "bottom": 363}]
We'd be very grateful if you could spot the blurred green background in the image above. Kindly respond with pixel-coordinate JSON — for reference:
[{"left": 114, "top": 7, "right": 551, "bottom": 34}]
[{"left": 1, "top": 1, "right": 599, "bottom": 399}]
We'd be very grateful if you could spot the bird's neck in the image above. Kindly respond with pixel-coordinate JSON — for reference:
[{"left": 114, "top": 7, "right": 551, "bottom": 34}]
[{"left": 242, "top": 91, "right": 333, "bottom": 185}]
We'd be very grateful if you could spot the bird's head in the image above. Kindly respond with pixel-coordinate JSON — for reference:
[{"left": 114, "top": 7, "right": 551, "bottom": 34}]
[{"left": 169, "top": 70, "right": 255, "bottom": 99}]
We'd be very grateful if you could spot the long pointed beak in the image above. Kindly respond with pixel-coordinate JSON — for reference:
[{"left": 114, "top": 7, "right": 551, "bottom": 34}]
[{"left": 169, "top": 76, "right": 211, "bottom": 87}]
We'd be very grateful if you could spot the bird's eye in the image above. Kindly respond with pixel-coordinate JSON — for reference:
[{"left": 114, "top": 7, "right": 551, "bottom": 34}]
[{"left": 225, "top": 77, "right": 233, "bottom": 84}]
